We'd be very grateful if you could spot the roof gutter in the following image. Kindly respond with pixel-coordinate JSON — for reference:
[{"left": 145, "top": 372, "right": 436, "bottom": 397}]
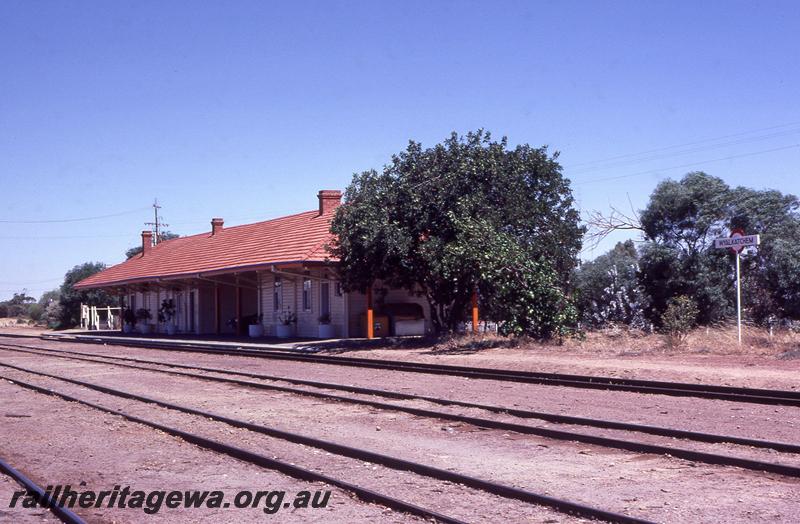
[{"left": 74, "top": 259, "right": 338, "bottom": 290}]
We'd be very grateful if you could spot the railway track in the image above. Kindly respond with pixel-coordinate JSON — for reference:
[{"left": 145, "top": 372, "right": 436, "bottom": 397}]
[
  {"left": 6, "top": 341, "right": 800, "bottom": 454},
  {"left": 30, "top": 333, "right": 800, "bottom": 407},
  {"left": 0, "top": 456, "right": 86, "bottom": 524},
  {"left": 3, "top": 343, "right": 800, "bottom": 479},
  {"left": 0, "top": 367, "right": 653, "bottom": 524}
]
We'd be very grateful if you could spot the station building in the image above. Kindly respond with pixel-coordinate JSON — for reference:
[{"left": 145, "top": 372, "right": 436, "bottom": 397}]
[{"left": 75, "top": 190, "right": 431, "bottom": 339}]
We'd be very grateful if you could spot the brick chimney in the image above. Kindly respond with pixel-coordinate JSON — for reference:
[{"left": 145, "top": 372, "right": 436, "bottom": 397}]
[
  {"left": 141, "top": 230, "right": 153, "bottom": 256},
  {"left": 318, "top": 190, "right": 342, "bottom": 216},
  {"left": 211, "top": 218, "right": 224, "bottom": 235}
]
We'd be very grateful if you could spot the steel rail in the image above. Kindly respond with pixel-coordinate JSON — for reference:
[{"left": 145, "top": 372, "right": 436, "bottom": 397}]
[
  {"left": 0, "top": 457, "right": 87, "bottom": 524},
  {"left": 3, "top": 354, "right": 800, "bottom": 479},
  {"left": 3, "top": 342, "right": 800, "bottom": 455},
  {"left": 0, "top": 369, "right": 653, "bottom": 524},
  {"left": 32, "top": 334, "right": 800, "bottom": 406},
  {"left": 0, "top": 375, "right": 466, "bottom": 524}
]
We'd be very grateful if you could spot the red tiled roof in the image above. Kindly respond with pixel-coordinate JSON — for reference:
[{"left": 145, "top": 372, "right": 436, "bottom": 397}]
[{"left": 75, "top": 209, "right": 338, "bottom": 289}]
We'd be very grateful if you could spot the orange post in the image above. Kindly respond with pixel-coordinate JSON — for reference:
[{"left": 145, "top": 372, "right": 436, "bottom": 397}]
[
  {"left": 366, "top": 285, "right": 374, "bottom": 339},
  {"left": 471, "top": 289, "right": 479, "bottom": 335}
]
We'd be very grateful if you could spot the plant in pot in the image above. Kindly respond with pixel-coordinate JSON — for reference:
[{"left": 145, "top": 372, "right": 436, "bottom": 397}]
[
  {"left": 318, "top": 312, "right": 335, "bottom": 339},
  {"left": 158, "top": 299, "right": 177, "bottom": 335},
  {"left": 135, "top": 308, "right": 152, "bottom": 334},
  {"left": 122, "top": 308, "right": 137, "bottom": 334},
  {"left": 247, "top": 314, "right": 264, "bottom": 338},
  {"left": 276, "top": 308, "right": 296, "bottom": 339}
]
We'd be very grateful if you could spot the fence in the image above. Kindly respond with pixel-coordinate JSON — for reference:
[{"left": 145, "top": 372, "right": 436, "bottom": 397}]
[{"left": 80, "top": 304, "right": 121, "bottom": 330}]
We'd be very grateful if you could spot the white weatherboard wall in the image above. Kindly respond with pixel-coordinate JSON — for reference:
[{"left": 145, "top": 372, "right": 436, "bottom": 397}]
[{"left": 258, "top": 270, "right": 346, "bottom": 338}]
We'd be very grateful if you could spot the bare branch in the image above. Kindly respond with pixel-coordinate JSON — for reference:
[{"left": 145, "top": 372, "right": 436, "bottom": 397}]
[{"left": 584, "top": 205, "right": 644, "bottom": 250}]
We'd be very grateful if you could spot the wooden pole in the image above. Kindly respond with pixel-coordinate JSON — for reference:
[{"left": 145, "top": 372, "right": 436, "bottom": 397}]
[
  {"left": 471, "top": 289, "right": 479, "bottom": 335},
  {"left": 366, "top": 285, "right": 374, "bottom": 339},
  {"left": 214, "top": 283, "right": 221, "bottom": 335}
]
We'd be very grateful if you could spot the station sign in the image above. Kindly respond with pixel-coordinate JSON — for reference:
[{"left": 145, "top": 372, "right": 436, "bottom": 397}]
[
  {"left": 713, "top": 230, "right": 760, "bottom": 253},
  {"left": 711, "top": 228, "right": 761, "bottom": 346}
]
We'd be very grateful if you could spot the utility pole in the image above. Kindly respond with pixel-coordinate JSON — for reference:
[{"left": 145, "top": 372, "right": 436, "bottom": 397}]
[{"left": 144, "top": 198, "right": 169, "bottom": 244}]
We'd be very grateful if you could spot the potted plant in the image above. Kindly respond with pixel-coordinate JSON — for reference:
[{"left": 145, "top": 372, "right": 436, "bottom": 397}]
[
  {"left": 158, "top": 299, "right": 177, "bottom": 335},
  {"left": 135, "top": 308, "right": 152, "bottom": 334},
  {"left": 276, "top": 308, "right": 296, "bottom": 339},
  {"left": 318, "top": 312, "right": 335, "bottom": 339},
  {"left": 122, "top": 308, "right": 136, "bottom": 334},
  {"left": 247, "top": 314, "right": 264, "bottom": 338}
]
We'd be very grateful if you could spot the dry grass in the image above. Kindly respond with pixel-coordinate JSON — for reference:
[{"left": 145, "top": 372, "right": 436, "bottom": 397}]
[
  {"left": 414, "top": 323, "right": 800, "bottom": 358},
  {"left": 0, "top": 318, "right": 32, "bottom": 328},
  {"left": 554, "top": 323, "right": 800, "bottom": 358}
]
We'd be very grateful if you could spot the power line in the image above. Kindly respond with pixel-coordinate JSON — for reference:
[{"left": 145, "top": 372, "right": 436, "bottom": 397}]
[
  {"left": 564, "top": 120, "right": 800, "bottom": 169},
  {"left": 369, "top": 122, "right": 800, "bottom": 194},
  {"left": 0, "top": 233, "right": 135, "bottom": 240},
  {"left": 0, "top": 206, "right": 150, "bottom": 224},
  {"left": 567, "top": 127, "right": 800, "bottom": 175},
  {"left": 573, "top": 143, "right": 800, "bottom": 185},
  {"left": 0, "top": 277, "right": 62, "bottom": 285}
]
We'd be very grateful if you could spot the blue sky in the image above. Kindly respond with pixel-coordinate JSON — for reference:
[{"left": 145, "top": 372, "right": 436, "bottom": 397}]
[{"left": 1, "top": 0, "right": 798, "bottom": 300}]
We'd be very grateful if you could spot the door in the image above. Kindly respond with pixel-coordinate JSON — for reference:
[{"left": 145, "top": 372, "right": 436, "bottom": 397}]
[
  {"left": 189, "top": 292, "right": 195, "bottom": 333},
  {"left": 320, "top": 281, "right": 330, "bottom": 318}
]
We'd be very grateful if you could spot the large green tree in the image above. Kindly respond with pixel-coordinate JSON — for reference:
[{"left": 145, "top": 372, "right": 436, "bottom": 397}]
[
  {"left": 731, "top": 188, "right": 800, "bottom": 322},
  {"left": 638, "top": 172, "right": 737, "bottom": 324},
  {"left": 58, "top": 262, "right": 118, "bottom": 328},
  {"left": 330, "top": 131, "right": 583, "bottom": 337},
  {"left": 626, "top": 172, "right": 800, "bottom": 325},
  {"left": 0, "top": 291, "right": 36, "bottom": 318}
]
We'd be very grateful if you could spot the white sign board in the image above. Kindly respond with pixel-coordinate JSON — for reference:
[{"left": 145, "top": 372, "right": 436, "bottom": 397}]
[{"left": 714, "top": 233, "right": 760, "bottom": 253}]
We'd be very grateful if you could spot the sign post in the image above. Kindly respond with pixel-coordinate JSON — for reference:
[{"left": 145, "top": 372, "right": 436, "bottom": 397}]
[{"left": 713, "top": 230, "right": 760, "bottom": 346}]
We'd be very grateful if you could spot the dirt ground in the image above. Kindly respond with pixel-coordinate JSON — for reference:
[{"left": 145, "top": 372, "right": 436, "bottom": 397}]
[
  {"left": 0, "top": 472, "right": 53, "bottom": 523},
  {"left": 1, "top": 335, "right": 800, "bottom": 523},
  {"left": 3, "top": 325, "right": 800, "bottom": 390},
  {"left": 296, "top": 326, "right": 800, "bottom": 391},
  {"left": 0, "top": 379, "right": 435, "bottom": 523}
]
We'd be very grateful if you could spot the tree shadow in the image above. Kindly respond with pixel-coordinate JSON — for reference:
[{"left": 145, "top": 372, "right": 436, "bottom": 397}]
[{"left": 294, "top": 336, "right": 438, "bottom": 355}]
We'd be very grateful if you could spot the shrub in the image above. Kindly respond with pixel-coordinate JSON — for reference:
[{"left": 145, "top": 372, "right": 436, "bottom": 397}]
[
  {"left": 575, "top": 240, "right": 648, "bottom": 329},
  {"left": 122, "top": 308, "right": 137, "bottom": 326},
  {"left": 28, "top": 303, "right": 44, "bottom": 322},
  {"left": 661, "top": 295, "right": 699, "bottom": 347},
  {"left": 135, "top": 308, "right": 152, "bottom": 322},
  {"left": 43, "top": 301, "right": 63, "bottom": 329}
]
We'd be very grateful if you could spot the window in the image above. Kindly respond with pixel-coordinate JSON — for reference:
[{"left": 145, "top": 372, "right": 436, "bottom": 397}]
[
  {"left": 320, "top": 281, "right": 330, "bottom": 317},
  {"left": 335, "top": 282, "right": 343, "bottom": 297},
  {"left": 302, "top": 278, "right": 312, "bottom": 311},
  {"left": 273, "top": 276, "right": 282, "bottom": 314}
]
